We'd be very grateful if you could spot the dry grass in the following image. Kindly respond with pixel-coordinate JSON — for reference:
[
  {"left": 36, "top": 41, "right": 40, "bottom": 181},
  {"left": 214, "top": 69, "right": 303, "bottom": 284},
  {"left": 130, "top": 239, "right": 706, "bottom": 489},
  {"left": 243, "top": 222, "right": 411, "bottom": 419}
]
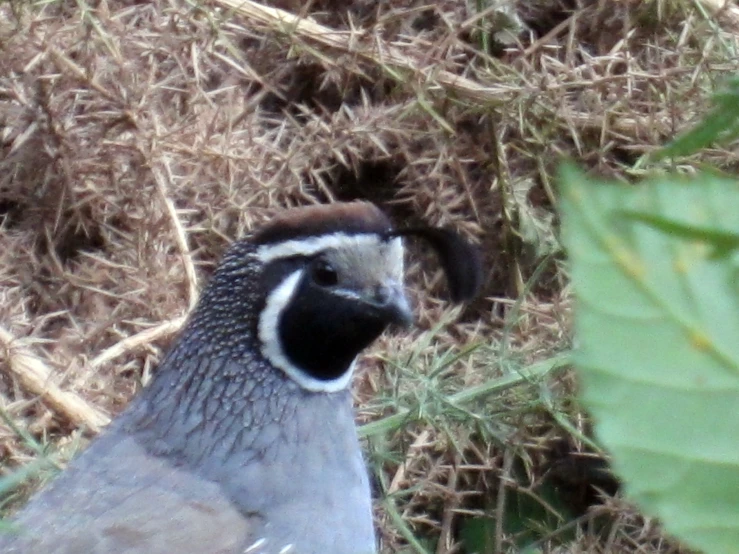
[{"left": 1, "top": 0, "right": 738, "bottom": 551}]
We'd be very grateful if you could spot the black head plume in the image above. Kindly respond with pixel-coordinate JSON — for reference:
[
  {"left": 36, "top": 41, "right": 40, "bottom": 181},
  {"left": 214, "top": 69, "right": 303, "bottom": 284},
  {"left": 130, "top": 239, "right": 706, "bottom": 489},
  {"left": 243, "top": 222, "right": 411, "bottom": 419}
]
[{"left": 389, "top": 227, "right": 484, "bottom": 303}]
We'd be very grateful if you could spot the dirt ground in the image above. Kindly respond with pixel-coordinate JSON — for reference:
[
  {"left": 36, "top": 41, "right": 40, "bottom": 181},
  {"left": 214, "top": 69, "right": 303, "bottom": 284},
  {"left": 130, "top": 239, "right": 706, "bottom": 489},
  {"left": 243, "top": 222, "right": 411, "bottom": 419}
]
[{"left": 1, "top": 0, "right": 738, "bottom": 552}]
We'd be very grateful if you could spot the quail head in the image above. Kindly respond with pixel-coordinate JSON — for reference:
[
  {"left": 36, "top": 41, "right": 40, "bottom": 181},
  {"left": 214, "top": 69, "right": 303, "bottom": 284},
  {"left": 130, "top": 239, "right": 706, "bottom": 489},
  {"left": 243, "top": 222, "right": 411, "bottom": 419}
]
[{"left": 0, "top": 201, "right": 483, "bottom": 554}]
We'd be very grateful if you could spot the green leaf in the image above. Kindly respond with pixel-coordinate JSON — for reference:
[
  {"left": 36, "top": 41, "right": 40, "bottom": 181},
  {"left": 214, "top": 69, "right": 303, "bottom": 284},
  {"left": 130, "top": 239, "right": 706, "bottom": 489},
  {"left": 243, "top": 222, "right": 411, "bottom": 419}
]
[
  {"left": 559, "top": 165, "right": 739, "bottom": 554},
  {"left": 653, "top": 76, "right": 739, "bottom": 159},
  {"left": 460, "top": 517, "right": 494, "bottom": 554},
  {"left": 618, "top": 211, "right": 739, "bottom": 255}
]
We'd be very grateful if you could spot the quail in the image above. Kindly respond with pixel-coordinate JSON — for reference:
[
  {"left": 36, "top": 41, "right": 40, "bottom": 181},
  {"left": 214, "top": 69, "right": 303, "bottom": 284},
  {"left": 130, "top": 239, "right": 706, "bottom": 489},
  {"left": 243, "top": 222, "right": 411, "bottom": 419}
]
[{"left": 0, "top": 201, "right": 482, "bottom": 554}]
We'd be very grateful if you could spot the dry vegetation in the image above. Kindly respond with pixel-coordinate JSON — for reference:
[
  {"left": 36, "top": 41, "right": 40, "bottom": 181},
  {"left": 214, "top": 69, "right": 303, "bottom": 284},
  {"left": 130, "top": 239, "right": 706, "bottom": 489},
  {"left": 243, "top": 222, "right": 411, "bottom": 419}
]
[{"left": 1, "top": 0, "right": 738, "bottom": 552}]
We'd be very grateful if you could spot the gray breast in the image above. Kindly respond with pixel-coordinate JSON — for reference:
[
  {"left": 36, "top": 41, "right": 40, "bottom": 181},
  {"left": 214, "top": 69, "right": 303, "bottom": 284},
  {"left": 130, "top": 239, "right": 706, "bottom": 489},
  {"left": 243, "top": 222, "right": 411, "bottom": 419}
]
[{"left": 0, "top": 394, "right": 374, "bottom": 554}]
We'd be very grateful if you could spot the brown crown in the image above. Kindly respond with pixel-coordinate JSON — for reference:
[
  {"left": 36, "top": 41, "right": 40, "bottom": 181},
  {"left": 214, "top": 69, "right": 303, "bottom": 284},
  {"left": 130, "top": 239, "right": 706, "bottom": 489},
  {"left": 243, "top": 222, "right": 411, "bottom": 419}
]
[{"left": 253, "top": 202, "right": 394, "bottom": 245}]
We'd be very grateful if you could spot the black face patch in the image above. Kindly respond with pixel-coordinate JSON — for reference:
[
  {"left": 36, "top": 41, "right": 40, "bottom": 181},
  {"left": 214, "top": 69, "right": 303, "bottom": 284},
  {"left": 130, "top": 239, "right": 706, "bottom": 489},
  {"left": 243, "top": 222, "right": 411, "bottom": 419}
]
[{"left": 277, "top": 274, "right": 389, "bottom": 381}]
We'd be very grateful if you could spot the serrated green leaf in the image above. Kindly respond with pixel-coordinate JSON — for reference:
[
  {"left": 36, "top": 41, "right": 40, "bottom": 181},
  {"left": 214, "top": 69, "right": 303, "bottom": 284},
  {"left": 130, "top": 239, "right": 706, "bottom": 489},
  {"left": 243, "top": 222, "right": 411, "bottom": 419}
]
[{"left": 559, "top": 165, "right": 739, "bottom": 554}]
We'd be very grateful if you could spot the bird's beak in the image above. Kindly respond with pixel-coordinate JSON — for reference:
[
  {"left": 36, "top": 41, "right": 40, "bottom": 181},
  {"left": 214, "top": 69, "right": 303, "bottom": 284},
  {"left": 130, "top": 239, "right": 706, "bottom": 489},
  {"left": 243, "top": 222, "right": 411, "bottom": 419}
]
[{"left": 372, "top": 283, "right": 414, "bottom": 328}]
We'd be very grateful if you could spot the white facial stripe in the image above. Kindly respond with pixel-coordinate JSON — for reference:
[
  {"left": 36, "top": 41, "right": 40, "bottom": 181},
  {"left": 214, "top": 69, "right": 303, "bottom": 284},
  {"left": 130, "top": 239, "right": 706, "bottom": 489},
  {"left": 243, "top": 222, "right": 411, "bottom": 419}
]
[
  {"left": 257, "top": 269, "right": 355, "bottom": 393},
  {"left": 256, "top": 233, "right": 396, "bottom": 263}
]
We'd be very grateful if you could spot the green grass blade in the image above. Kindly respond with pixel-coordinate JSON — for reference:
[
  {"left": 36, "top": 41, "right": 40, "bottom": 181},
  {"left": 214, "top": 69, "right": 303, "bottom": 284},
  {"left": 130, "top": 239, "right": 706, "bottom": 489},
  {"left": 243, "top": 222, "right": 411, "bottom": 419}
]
[{"left": 653, "top": 76, "right": 739, "bottom": 159}]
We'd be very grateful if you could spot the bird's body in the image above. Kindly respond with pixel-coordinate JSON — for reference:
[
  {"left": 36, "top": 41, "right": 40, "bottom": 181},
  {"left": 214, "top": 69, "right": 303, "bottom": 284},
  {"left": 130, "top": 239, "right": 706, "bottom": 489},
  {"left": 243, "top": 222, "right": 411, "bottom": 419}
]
[
  {"left": 0, "top": 202, "right": 481, "bottom": 553},
  {"left": 4, "top": 387, "right": 371, "bottom": 554}
]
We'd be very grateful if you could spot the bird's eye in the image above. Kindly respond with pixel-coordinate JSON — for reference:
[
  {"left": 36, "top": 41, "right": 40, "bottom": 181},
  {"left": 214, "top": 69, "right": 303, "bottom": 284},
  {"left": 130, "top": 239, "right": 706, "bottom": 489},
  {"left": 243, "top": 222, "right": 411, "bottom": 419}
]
[{"left": 310, "top": 259, "right": 339, "bottom": 287}]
